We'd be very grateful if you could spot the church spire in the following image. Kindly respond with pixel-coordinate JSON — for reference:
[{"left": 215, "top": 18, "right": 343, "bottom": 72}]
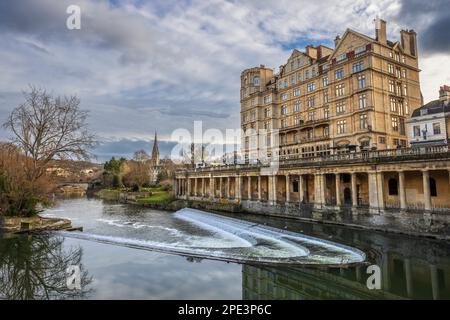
[{"left": 151, "top": 131, "right": 160, "bottom": 166}]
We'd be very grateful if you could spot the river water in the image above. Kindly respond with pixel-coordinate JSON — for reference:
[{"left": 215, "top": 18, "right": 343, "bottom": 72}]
[{"left": 0, "top": 198, "right": 449, "bottom": 299}]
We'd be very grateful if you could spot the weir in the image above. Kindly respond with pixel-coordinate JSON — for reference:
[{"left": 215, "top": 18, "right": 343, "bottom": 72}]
[{"left": 58, "top": 208, "right": 366, "bottom": 265}]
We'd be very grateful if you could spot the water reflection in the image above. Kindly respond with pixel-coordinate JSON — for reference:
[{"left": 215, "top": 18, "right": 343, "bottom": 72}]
[
  {"left": 0, "top": 234, "right": 92, "bottom": 300},
  {"left": 240, "top": 224, "right": 450, "bottom": 299}
]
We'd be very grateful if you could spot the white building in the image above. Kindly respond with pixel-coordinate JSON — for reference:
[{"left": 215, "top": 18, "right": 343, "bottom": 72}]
[{"left": 407, "top": 85, "right": 450, "bottom": 147}]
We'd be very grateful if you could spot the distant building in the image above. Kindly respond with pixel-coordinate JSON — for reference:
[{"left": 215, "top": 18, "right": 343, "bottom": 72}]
[
  {"left": 407, "top": 85, "right": 450, "bottom": 146},
  {"left": 150, "top": 131, "right": 160, "bottom": 184}
]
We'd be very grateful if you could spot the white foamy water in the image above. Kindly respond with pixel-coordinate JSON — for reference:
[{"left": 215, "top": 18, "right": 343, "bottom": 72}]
[{"left": 57, "top": 206, "right": 365, "bottom": 265}]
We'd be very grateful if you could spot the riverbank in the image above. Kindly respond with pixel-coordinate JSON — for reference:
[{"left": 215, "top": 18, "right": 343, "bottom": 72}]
[{"left": 0, "top": 215, "right": 74, "bottom": 234}]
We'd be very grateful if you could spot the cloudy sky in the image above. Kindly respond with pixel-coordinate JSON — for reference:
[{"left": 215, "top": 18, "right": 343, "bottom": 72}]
[{"left": 0, "top": 0, "right": 449, "bottom": 161}]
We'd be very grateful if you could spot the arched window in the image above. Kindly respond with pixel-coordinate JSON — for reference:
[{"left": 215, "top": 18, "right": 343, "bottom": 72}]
[
  {"left": 430, "top": 177, "right": 437, "bottom": 197},
  {"left": 388, "top": 178, "right": 398, "bottom": 195}
]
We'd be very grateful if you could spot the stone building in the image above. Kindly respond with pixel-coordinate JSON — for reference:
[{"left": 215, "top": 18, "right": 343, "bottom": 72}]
[
  {"left": 240, "top": 19, "right": 421, "bottom": 161},
  {"left": 408, "top": 85, "right": 450, "bottom": 147},
  {"left": 174, "top": 19, "right": 450, "bottom": 235}
]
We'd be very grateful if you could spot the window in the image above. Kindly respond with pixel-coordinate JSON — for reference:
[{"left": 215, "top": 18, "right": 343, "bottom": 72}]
[
  {"left": 337, "top": 120, "right": 347, "bottom": 134},
  {"left": 352, "top": 61, "right": 364, "bottom": 73},
  {"left": 278, "top": 80, "right": 282, "bottom": 88},
  {"left": 297, "top": 59, "right": 301, "bottom": 68},
  {"left": 264, "top": 107, "right": 271, "bottom": 117},
  {"left": 402, "top": 69, "right": 407, "bottom": 78},
  {"left": 307, "top": 82, "right": 315, "bottom": 92},
  {"left": 280, "top": 93, "right": 288, "bottom": 101},
  {"left": 335, "top": 69, "right": 344, "bottom": 79},
  {"left": 400, "top": 118, "right": 405, "bottom": 135},
  {"left": 379, "top": 136, "right": 386, "bottom": 144},
  {"left": 290, "top": 75, "right": 295, "bottom": 85},
  {"left": 413, "top": 125, "right": 421, "bottom": 137},
  {"left": 281, "top": 119, "right": 287, "bottom": 128},
  {"left": 294, "top": 115, "right": 301, "bottom": 125},
  {"left": 335, "top": 83, "right": 345, "bottom": 96},
  {"left": 403, "top": 84, "right": 407, "bottom": 96},
  {"left": 305, "top": 70, "right": 310, "bottom": 79},
  {"left": 388, "top": 64, "right": 394, "bottom": 74},
  {"left": 307, "top": 96, "right": 315, "bottom": 108},
  {"left": 324, "top": 107, "right": 330, "bottom": 119},
  {"left": 312, "top": 67, "right": 316, "bottom": 77},
  {"left": 281, "top": 105, "right": 288, "bottom": 115},
  {"left": 359, "top": 114, "right": 368, "bottom": 129},
  {"left": 290, "top": 61, "right": 294, "bottom": 71},
  {"left": 323, "top": 76, "right": 329, "bottom": 86},
  {"left": 323, "top": 92, "right": 329, "bottom": 104},
  {"left": 392, "top": 116, "right": 399, "bottom": 131},
  {"left": 293, "top": 87, "right": 300, "bottom": 97},
  {"left": 336, "top": 101, "right": 345, "bottom": 114},
  {"left": 433, "top": 123, "right": 441, "bottom": 135},
  {"left": 264, "top": 95, "right": 271, "bottom": 104},
  {"left": 389, "top": 80, "right": 395, "bottom": 93},
  {"left": 360, "top": 140, "right": 370, "bottom": 149},
  {"left": 355, "top": 46, "right": 366, "bottom": 55},
  {"left": 359, "top": 94, "right": 367, "bottom": 109},
  {"left": 388, "top": 178, "right": 398, "bottom": 195},
  {"left": 294, "top": 100, "right": 301, "bottom": 112},
  {"left": 357, "top": 74, "right": 366, "bottom": 89},
  {"left": 323, "top": 126, "right": 329, "bottom": 137},
  {"left": 284, "top": 79, "right": 288, "bottom": 88},
  {"left": 402, "top": 55, "right": 406, "bottom": 64},
  {"left": 337, "top": 53, "right": 347, "bottom": 62},
  {"left": 253, "top": 76, "right": 260, "bottom": 85},
  {"left": 297, "top": 73, "right": 302, "bottom": 82},
  {"left": 396, "top": 67, "right": 401, "bottom": 78},
  {"left": 306, "top": 128, "right": 313, "bottom": 139},
  {"left": 390, "top": 97, "right": 397, "bottom": 113},
  {"left": 308, "top": 111, "right": 315, "bottom": 121}
]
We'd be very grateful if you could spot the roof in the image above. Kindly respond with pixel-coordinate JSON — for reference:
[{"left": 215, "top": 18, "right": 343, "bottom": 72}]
[{"left": 411, "top": 99, "right": 450, "bottom": 117}]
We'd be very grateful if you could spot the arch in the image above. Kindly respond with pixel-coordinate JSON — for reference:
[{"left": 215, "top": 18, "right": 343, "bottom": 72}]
[
  {"left": 430, "top": 177, "right": 437, "bottom": 197},
  {"left": 388, "top": 178, "right": 398, "bottom": 195}
]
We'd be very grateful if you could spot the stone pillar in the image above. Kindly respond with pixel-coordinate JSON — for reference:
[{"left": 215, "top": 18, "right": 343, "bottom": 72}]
[
  {"left": 210, "top": 177, "right": 215, "bottom": 199},
  {"left": 376, "top": 172, "right": 385, "bottom": 210},
  {"left": 351, "top": 173, "right": 358, "bottom": 207},
  {"left": 258, "top": 176, "right": 262, "bottom": 201},
  {"left": 368, "top": 172, "right": 381, "bottom": 212},
  {"left": 219, "top": 177, "right": 223, "bottom": 199},
  {"left": 314, "top": 174, "right": 324, "bottom": 209},
  {"left": 335, "top": 173, "right": 341, "bottom": 206},
  {"left": 285, "top": 174, "right": 290, "bottom": 203},
  {"left": 187, "top": 178, "right": 191, "bottom": 198},
  {"left": 236, "top": 176, "right": 242, "bottom": 200},
  {"left": 399, "top": 171, "right": 407, "bottom": 210},
  {"left": 273, "top": 175, "right": 278, "bottom": 203},
  {"left": 247, "top": 176, "right": 252, "bottom": 200},
  {"left": 422, "top": 170, "right": 431, "bottom": 211},
  {"left": 201, "top": 178, "right": 205, "bottom": 197},
  {"left": 227, "top": 177, "right": 230, "bottom": 199},
  {"left": 298, "top": 175, "right": 304, "bottom": 203},
  {"left": 194, "top": 178, "right": 198, "bottom": 197}
]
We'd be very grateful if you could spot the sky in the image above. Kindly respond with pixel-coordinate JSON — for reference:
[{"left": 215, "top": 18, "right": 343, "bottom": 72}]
[{"left": 0, "top": 0, "right": 449, "bottom": 162}]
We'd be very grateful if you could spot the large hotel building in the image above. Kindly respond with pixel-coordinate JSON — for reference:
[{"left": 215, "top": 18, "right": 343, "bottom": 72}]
[{"left": 240, "top": 19, "right": 421, "bottom": 161}]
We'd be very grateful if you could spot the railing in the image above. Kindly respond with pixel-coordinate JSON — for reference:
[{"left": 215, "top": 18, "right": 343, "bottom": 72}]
[{"left": 176, "top": 144, "right": 450, "bottom": 175}]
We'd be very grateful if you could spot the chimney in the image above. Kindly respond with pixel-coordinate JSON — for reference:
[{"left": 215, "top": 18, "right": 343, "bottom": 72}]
[
  {"left": 306, "top": 45, "right": 317, "bottom": 59},
  {"left": 375, "top": 18, "right": 387, "bottom": 45},
  {"left": 400, "top": 29, "right": 417, "bottom": 56},
  {"left": 334, "top": 35, "right": 341, "bottom": 48},
  {"left": 439, "top": 85, "right": 450, "bottom": 103}
]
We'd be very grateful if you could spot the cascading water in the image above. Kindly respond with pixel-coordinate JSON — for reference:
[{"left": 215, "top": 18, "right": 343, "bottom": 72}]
[{"left": 44, "top": 200, "right": 365, "bottom": 265}]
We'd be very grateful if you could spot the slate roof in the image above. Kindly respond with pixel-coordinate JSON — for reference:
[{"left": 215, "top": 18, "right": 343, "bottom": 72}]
[{"left": 411, "top": 99, "right": 450, "bottom": 117}]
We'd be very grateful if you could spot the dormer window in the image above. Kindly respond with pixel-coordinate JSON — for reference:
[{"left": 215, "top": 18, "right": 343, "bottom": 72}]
[
  {"left": 253, "top": 76, "right": 260, "bottom": 85},
  {"left": 337, "top": 53, "right": 347, "bottom": 62}
]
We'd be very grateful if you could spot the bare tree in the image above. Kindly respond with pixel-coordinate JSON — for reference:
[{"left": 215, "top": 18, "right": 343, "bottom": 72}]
[
  {"left": 3, "top": 87, "right": 97, "bottom": 183},
  {"left": 133, "top": 149, "right": 150, "bottom": 162}
]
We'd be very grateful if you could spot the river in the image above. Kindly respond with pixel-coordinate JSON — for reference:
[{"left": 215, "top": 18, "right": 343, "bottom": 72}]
[{"left": 0, "top": 197, "right": 449, "bottom": 299}]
